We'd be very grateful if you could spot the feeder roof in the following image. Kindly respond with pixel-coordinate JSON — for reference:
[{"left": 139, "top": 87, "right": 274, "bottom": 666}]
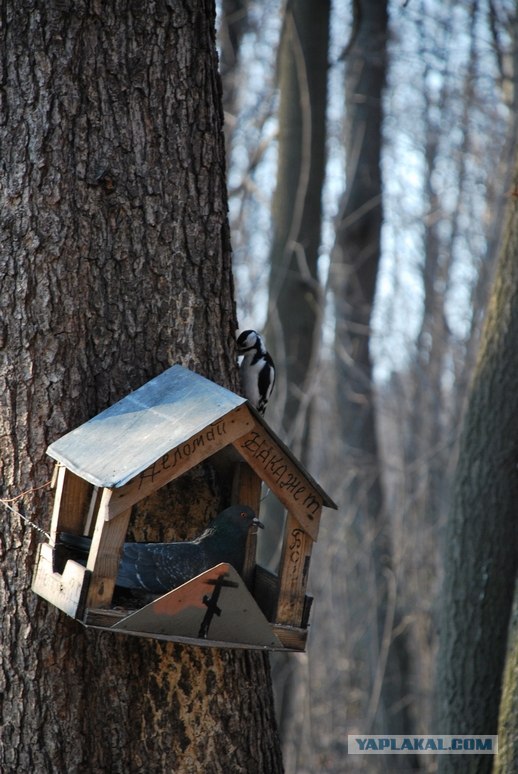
[{"left": 47, "top": 365, "right": 245, "bottom": 488}]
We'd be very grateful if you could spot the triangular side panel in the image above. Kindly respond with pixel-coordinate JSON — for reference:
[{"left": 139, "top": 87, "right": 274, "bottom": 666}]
[{"left": 110, "top": 563, "right": 282, "bottom": 648}]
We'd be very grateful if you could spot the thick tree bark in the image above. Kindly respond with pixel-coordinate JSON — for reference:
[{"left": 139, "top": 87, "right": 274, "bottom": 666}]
[
  {"left": 437, "top": 159, "right": 518, "bottom": 772},
  {"left": 495, "top": 586, "right": 518, "bottom": 772},
  {"left": 436, "top": 156, "right": 518, "bottom": 774},
  {"left": 0, "top": 3, "right": 282, "bottom": 772}
]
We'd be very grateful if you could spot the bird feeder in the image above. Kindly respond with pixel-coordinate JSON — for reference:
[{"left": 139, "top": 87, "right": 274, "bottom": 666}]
[{"left": 32, "top": 365, "right": 336, "bottom": 651}]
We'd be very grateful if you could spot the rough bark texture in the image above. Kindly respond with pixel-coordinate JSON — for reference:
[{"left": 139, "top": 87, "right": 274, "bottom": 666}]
[
  {"left": 436, "top": 159, "right": 518, "bottom": 774},
  {"left": 0, "top": 2, "right": 283, "bottom": 772},
  {"left": 495, "top": 585, "right": 518, "bottom": 773}
]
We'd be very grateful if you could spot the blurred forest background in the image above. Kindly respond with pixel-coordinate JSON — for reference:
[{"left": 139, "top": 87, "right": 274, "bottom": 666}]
[{"left": 217, "top": 0, "right": 518, "bottom": 772}]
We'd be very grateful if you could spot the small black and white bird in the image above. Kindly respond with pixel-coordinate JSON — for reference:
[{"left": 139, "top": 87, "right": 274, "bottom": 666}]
[
  {"left": 236, "top": 329, "right": 275, "bottom": 415},
  {"left": 56, "top": 505, "right": 263, "bottom": 595}
]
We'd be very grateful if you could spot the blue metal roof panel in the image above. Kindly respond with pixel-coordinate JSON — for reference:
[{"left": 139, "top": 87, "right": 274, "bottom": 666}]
[{"left": 47, "top": 366, "right": 245, "bottom": 488}]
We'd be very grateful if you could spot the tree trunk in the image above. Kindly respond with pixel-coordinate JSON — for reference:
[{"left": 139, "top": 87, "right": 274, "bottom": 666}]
[
  {"left": 261, "top": 3, "right": 329, "bottom": 769},
  {"left": 0, "top": 3, "right": 282, "bottom": 772},
  {"left": 266, "top": 0, "right": 330, "bottom": 461},
  {"left": 330, "top": 0, "right": 417, "bottom": 750},
  {"left": 260, "top": 0, "right": 329, "bottom": 612},
  {"left": 219, "top": 0, "right": 249, "bottom": 152},
  {"left": 436, "top": 155, "right": 518, "bottom": 774},
  {"left": 495, "top": 583, "right": 518, "bottom": 772}
]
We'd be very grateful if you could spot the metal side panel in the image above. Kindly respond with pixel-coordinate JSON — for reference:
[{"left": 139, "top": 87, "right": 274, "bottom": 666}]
[{"left": 107, "top": 563, "right": 282, "bottom": 648}]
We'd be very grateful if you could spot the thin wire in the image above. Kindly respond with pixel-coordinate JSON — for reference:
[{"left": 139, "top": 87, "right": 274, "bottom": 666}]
[
  {"left": 1, "top": 479, "right": 52, "bottom": 503},
  {"left": 0, "top": 481, "right": 52, "bottom": 540}
]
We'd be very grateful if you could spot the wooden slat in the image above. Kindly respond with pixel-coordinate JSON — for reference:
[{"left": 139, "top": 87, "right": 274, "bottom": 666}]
[
  {"left": 233, "top": 421, "right": 323, "bottom": 540},
  {"left": 84, "top": 610, "right": 307, "bottom": 651},
  {"left": 84, "top": 609, "right": 127, "bottom": 627},
  {"left": 84, "top": 611, "right": 291, "bottom": 651},
  {"left": 272, "top": 624, "right": 308, "bottom": 651},
  {"left": 83, "top": 486, "right": 101, "bottom": 535},
  {"left": 85, "top": 491, "right": 132, "bottom": 609},
  {"left": 32, "top": 543, "right": 89, "bottom": 618},
  {"left": 49, "top": 465, "right": 92, "bottom": 543},
  {"left": 231, "top": 462, "right": 262, "bottom": 587},
  {"left": 106, "top": 404, "right": 253, "bottom": 519},
  {"left": 275, "top": 510, "right": 318, "bottom": 627}
]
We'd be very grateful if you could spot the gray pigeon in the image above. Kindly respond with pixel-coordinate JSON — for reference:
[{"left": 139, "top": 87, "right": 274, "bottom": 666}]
[{"left": 57, "top": 505, "right": 263, "bottom": 594}]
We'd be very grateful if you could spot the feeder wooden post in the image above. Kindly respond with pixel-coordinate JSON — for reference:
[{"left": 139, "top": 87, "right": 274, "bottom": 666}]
[
  {"left": 49, "top": 465, "right": 91, "bottom": 543},
  {"left": 85, "top": 491, "right": 133, "bottom": 609},
  {"left": 275, "top": 509, "right": 320, "bottom": 627},
  {"left": 231, "top": 462, "right": 262, "bottom": 587}
]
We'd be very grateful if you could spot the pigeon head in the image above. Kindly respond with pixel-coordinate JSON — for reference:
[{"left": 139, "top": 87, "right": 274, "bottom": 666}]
[
  {"left": 211, "top": 505, "right": 264, "bottom": 537},
  {"left": 198, "top": 505, "right": 264, "bottom": 576}
]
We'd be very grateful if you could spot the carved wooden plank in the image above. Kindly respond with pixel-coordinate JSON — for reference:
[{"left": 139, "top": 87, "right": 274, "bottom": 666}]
[
  {"left": 85, "top": 491, "right": 132, "bottom": 609},
  {"left": 32, "top": 543, "right": 88, "bottom": 618},
  {"left": 231, "top": 462, "right": 262, "bottom": 587},
  {"left": 106, "top": 404, "right": 253, "bottom": 519},
  {"left": 275, "top": 510, "right": 318, "bottom": 627},
  {"left": 49, "top": 465, "right": 92, "bottom": 543},
  {"left": 233, "top": 422, "right": 323, "bottom": 540}
]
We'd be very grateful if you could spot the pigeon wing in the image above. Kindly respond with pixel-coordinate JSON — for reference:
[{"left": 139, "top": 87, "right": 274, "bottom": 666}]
[
  {"left": 197, "top": 527, "right": 248, "bottom": 575},
  {"left": 116, "top": 541, "right": 209, "bottom": 594}
]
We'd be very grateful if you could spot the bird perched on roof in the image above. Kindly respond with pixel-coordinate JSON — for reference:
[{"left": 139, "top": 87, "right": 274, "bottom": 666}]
[
  {"left": 236, "top": 329, "right": 275, "bottom": 415},
  {"left": 56, "top": 505, "right": 263, "bottom": 595}
]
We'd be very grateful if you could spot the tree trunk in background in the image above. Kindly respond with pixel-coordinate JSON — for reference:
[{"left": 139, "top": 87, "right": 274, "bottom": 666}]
[
  {"left": 266, "top": 0, "right": 329, "bottom": 461},
  {"left": 219, "top": 0, "right": 249, "bottom": 152},
  {"left": 436, "top": 155, "right": 518, "bottom": 774},
  {"left": 495, "top": 586, "right": 518, "bottom": 772},
  {"left": 261, "top": 0, "right": 329, "bottom": 580},
  {"left": 0, "top": 3, "right": 282, "bottom": 772},
  {"left": 331, "top": 0, "right": 416, "bottom": 750},
  {"left": 263, "top": 2, "right": 329, "bottom": 770},
  {"left": 493, "top": 16, "right": 518, "bottom": 772}
]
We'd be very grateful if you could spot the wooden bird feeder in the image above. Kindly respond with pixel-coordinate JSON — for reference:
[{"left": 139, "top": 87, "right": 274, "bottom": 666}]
[{"left": 32, "top": 365, "right": 336, "bottom": 651}]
